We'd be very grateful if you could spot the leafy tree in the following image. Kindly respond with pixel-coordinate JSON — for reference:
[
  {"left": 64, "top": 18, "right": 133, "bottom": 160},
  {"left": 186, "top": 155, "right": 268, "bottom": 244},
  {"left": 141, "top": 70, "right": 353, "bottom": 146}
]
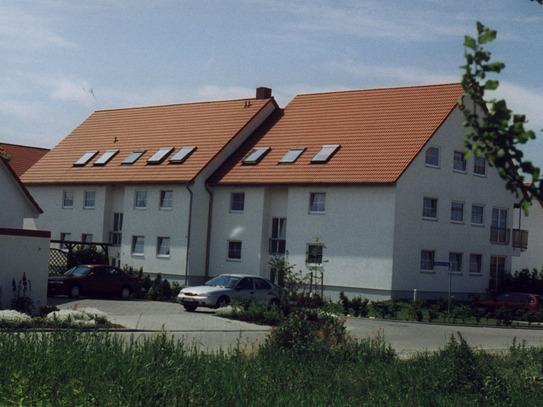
[{"left": 460, "top": 12, "right": 542, "bottom": 213}]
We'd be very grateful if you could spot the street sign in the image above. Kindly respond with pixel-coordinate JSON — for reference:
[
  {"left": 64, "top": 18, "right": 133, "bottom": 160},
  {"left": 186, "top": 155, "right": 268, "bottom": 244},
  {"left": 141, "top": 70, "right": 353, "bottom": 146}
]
[{"left": 434, "top": 262, "right": 450, "bottom": 267}]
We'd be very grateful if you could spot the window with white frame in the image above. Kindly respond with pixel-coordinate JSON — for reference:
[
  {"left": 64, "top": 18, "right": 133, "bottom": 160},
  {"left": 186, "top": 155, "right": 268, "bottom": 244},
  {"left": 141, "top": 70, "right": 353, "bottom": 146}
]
[
  {"left": 160, "top": 190, "right": 173, "bottom": 210},
  {"left": 131, "top": 236, "right": 145, "bottom": 255},
  {"left": 469, "top": 254, "right": 482, "bottom": 274},
  {"left": 62, "top": 191, "right": 74, "bottom": 208},
  {"left": 227, "top": 241, "right": 242, "bottom": 260},
  {"left": 270, "top": 218, "right": 287, "bottom": 255},
  {"left": 471, "top": 204, "right": 484, "bottom": 225},
  {"left": 157, "top": 237, "right": 171, "bottom": 257},
  {"left": 425, "top": 146, "right": 440, "bottom": 167},
  {"left": 450, "top": 201, "right": 464, "bottom": 223},
  {"left": 307, "top": 244, "right": 324, "bottom": 265},
  {"left": 491, "top": 208, "right": 509, "bottom": 244},
  {"left": 84, "top": 190, "right": 96, "bottom": 209},
  {"left": 420, "top": 250, "right": 435, "bottom": 271},
  {"left": 423, "top": 197, "right": 437, "bottom": 219},
  {"left": 111, "top": 213, "right": 123, "bottom": 246},
  {"left": 474, "top": 156, "right": 486, "bottom": 176},
  {"left": 489, "top": 256, "right": 506, "bottom": 291},
  {"left": 453, "top": 151, "right": 466, "bottom": 172},
  {"left": 230, "top": 192, "right": 245, "bottom": 212},
  {"left": 449, "top": 252, "right": 462, "bottom": 273},
  {"left": 309, "top": 192, "right": 326, "bottom": 213},
  {"left": 134, "top": 191, "right": 147, "bottom": 209}
]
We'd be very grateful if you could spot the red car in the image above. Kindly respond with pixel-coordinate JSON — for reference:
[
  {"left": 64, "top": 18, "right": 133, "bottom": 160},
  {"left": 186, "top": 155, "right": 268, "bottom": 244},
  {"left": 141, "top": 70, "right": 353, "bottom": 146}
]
[
  {"left": 474, "top": 292, "right": 543, "bottom": 312},
  {"left": 48, "top": 264, "right": 140, "bottom": 300}
]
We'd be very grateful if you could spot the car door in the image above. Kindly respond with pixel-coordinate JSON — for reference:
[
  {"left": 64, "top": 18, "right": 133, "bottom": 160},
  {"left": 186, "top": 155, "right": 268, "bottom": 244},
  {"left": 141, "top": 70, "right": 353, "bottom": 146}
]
[
  {"left": 85, "top": 267, "right": 109, "bottom": 295},
  {"left": 253, "top": 278, "right": 275, "bottom": 305},
  {"left": 233, "top": 277, "right": 255, "bottom": 303}
]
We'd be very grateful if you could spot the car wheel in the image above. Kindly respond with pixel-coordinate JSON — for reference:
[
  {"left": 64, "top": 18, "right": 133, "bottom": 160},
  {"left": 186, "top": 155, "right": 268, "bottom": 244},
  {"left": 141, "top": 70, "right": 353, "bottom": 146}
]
[
  {"left": 216, "top": 296, "right": 230, "bottom": 308},
  {"left": 120, "top": 286, "right": 132, "bottom": 300},
  {"left": 183, "top": 304, "right": 197, "bottom": 312},
  {"left": 69, "top": 285, "right": 81, "bottom": 299}
]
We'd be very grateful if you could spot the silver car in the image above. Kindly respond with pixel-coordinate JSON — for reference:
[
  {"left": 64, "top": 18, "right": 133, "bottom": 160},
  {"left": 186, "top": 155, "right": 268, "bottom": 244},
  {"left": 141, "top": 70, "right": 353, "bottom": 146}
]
[{"left": 178, "top": 274, "right": 282, "bottom": 312}]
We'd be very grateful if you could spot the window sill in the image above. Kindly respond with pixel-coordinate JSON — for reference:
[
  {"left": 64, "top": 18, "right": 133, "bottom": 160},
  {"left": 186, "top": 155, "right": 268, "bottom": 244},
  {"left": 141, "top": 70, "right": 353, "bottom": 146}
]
[
  {"left": 309, "top": 211, "right": 325, "bottom": 215},
  {"left": 226, "top": 258, "right": 241, "bottom": 262},
  {"left": 471, "top": 223, "right": 484, "bottom": 227},
  {"left": 424, "top": 164, "right": 440, "bottom": 169},
  {"left": 453, "top": 169, "right": 467, "bottom": 174},
  {"left": 156, "top": 255, "right": 171, "bottom": 259},
  {"left": 159, "top": 208, "right": 173, "bottom": 211},
  {"left": 422, "top": 217, "right": 437, "bottom": 221},
  {"left": 134, "top": 207, "right": 147, "bottom": 211},
  {"left": 420, "top": 270, "right": 435, "bottom": 274},
  {"left": 473, "top": 173, "right": 486, "bottom": 178},
  {"left": 469, "top": 272, "right": 483, "bottom": 277},
  {"left": 131, "top": 253, "right": 144, "bottom": 257},
  {"left": 450, "top": 220, "right": 464, "bottom": 225},
  {"left": 229, "top": 210, "right": 244, "bottom": 214}
]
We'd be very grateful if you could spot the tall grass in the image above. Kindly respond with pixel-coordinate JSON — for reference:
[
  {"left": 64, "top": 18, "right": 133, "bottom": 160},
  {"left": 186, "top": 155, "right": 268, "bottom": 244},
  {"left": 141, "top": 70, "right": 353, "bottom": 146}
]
[{"left": 1, "top": 329, "right": 543, "bottom": 405}]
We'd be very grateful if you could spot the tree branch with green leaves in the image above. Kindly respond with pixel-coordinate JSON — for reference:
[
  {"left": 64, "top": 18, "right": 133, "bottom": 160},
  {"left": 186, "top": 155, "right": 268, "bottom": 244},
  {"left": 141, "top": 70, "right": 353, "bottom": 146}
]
[{"left": 460, "top": 21, "right": 541, "bottom": 213}]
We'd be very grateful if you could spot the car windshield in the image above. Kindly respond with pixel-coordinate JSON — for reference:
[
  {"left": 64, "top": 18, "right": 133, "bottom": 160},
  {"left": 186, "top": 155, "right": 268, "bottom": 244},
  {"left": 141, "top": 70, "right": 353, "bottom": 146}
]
[
  {"left": 205, "top": 275, "right": 241, "bottom": 288},
  {"left": 64, "top": 266, "right": 91, "bottom": 277}
]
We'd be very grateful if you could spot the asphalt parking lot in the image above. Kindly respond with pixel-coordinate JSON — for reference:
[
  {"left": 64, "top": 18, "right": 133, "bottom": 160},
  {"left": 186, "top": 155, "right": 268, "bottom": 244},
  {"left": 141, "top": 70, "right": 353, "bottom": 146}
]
[{"left": 48, "top": 297, "right": 543, "bottom": 355}]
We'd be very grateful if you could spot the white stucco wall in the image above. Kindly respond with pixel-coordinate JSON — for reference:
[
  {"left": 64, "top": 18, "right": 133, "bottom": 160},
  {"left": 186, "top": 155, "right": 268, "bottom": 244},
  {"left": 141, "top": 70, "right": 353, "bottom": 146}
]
[
  {"left": 0, "top": 162, "right": 39, "bottom": 227},
  {"left": 394, "top": 106, "right": 518, "bottom": 299},
  {"left": 0, "top": 230, "right": 50, "bottom": 313},
  {"left": 208, "top": 184, "right": 397, "bottom": 296}
]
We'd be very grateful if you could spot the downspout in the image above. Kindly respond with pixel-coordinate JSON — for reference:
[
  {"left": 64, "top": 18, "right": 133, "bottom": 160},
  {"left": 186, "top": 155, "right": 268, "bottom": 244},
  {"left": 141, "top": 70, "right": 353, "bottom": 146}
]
[
  {"left": 204, "top": 184, "right": 214, "bottom": 281},
  {"left": 184, "top": 182, "right": 193, "bottom": 286}
]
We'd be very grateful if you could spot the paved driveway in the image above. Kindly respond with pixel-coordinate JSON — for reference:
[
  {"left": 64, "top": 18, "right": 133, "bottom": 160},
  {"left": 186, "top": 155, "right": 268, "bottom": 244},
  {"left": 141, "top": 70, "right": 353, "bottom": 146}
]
[{"left": 48, "top": 297, "right": 543, "bottom": 354}]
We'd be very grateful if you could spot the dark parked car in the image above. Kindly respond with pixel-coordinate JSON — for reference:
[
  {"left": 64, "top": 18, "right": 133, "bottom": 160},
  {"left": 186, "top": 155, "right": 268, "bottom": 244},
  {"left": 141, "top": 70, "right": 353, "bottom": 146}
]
[
  {"left": 178, "top": 274, "right": 282, "bottom": 312},
  {"left": 474, "top": 292, "right": 543, "bottom": 312},
  {"left": 48, "top": 264, "right": 140, "bottom": 299}
]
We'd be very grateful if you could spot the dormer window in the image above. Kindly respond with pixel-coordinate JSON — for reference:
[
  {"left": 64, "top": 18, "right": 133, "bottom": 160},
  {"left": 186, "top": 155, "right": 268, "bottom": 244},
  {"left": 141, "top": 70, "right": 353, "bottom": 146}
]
[
  {"left": 242, "top": 147, "right": 270, "bottom": 164},
  {"left": 279, "top": 148, "right": 305, "bottom": 164},
  {"left": 74, "top": 151, "right": 98, "bottom": 166},
  {"left": 311, "top": 145, "right": 340, "bottom": 163},
  {"left": 147, "top": 147, "right": 174, "bottom": 164},
  {"left": 170, "top": 146, "right": 196, "bottom": 164},
  {"left": 94, "top": 150, "right": 118, "bottom": 166},
  {"left": 122, "top": 151, "right": 146, "bottom": 165}
]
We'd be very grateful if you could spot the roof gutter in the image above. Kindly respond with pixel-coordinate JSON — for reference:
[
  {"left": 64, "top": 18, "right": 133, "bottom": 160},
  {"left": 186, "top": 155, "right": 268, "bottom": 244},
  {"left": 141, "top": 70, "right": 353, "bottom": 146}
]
[{"left": 184, "top": 182, "right": 194, "bottom": 286}]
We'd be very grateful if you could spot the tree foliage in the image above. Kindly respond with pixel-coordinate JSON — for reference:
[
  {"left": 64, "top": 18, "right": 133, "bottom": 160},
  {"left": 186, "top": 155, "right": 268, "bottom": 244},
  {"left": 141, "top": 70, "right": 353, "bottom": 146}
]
[{"left": 460, "top": 18, "right": 542, "bottom": 213}]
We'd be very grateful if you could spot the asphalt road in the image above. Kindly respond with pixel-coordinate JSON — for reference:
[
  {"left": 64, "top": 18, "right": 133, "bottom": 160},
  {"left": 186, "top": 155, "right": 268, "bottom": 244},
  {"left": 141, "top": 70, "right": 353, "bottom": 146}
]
[{"left": 48, "top": 297, "right": 543, "bottom": 355}]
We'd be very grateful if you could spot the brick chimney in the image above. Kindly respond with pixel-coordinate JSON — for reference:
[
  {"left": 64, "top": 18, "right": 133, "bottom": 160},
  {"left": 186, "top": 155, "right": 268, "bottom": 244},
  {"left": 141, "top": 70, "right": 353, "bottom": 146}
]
[{"left": 256, "top": 87, "right": 272, "bottom": 99}]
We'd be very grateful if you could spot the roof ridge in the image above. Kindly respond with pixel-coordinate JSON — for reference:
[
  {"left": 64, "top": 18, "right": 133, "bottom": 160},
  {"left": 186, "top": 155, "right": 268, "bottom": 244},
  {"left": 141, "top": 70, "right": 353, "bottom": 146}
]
[
  {"left": 0, "top": 142, "right": 49, "bottom": 151},
  {"left": 94, "top": 96, "right": 274, "bottom": 113},
  {"left": 293, "top": 82, "right": 461, "bottom": 99}
]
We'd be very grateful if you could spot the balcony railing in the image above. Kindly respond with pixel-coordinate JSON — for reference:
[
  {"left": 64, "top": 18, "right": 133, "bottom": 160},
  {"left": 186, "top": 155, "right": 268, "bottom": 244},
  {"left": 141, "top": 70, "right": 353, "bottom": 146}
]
[
  {"left": 512, "top": 229, "right": 528, "bottom": 251},
  {"left": 490, "top": 227, "right": 510, "bottom": 244}
]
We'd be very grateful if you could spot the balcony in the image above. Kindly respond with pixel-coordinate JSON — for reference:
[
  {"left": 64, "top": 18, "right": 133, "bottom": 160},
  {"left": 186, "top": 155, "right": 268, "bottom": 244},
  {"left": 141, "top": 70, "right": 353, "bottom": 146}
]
[
  {"left": 512, "top": 229, "right": 528, "bottom": 251},
  {"left": 490, "top": 227, "right": 510, "bottom": 245}
]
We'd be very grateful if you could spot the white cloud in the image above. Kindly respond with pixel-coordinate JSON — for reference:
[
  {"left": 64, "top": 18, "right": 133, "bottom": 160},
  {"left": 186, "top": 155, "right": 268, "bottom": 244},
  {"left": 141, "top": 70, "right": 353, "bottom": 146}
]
[{"left": 495, "top": 82, "right": 543, "bottom": 133}]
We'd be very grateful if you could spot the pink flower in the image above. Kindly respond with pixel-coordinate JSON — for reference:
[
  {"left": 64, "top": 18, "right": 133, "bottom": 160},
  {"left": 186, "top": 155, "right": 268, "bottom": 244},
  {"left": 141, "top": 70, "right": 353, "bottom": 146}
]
[{"left": 316, "top": 332, "right": 323, "bottom": 337}]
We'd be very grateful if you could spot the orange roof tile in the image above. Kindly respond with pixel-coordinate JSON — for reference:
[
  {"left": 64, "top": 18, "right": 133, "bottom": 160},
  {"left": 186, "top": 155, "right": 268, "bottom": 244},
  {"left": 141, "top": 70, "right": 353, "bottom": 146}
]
[
  {"left": 21, "top": 97, "right": 276, "bottom": 185},
  {"left": 209, "top": 83, "right": 464, "bottom": 185},
  {"left": 0, "top": 143, "right": 49, "bottom": 177}
]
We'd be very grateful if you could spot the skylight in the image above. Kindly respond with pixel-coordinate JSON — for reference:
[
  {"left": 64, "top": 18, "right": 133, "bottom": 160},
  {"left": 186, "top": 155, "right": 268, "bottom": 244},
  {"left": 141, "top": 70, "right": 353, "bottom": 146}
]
[
  {"left": 74, "top": 151, "right": 98, "bottom": 166},
  {"left": 242, "top": 147, "right": 270, "bottom": 164},
  {"left": 311, "top": 145, "right": 340, "bottom": 163},
  {"left": 279, "top": 148, "right": 305, "bottom": 164},
  {"left": 122, "top": 151, "right": 146, "bottom": 165},
  {"left": 94, "top": 150, "right": 119, "bottom": 166},
  {"left": 170, "top": 146, "right": 196, "bottom": 164},
  {"left": 147, "top": 147, "right": 174, "bottom": 164}
]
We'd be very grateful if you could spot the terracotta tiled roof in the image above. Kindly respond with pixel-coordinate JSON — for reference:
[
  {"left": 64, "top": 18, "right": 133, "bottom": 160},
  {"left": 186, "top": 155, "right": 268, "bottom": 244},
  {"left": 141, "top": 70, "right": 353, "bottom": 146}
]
[
  {"left": 209, "top": 83, "right": 464, "bottom": 185},
  {"left": 0, "top": 143, "right": 49, "bottom": 177},
  {"left": 21, "top": 97, "right": 276, "bottom": 185}
]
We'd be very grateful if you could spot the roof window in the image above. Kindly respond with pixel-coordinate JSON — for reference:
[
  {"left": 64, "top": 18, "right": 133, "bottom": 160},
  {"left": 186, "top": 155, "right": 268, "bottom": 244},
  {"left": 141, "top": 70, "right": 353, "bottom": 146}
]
[
  {"left": 74, "top": 151, "right": 98, "bottom": 167},
  {"left": 242, "top": 147, "right": 270, "bottom": 165},
  {"left": 170, "top": 146, "right": 196, "bottom": 164},
  {"left": 147, "top": 147, "right": 174, "bottom": 164},
  {"left": 94, "top": 150, "right": 119, "bottom": 166},
  {"left": 279, "top": 148, "right": 305, "bottom": 164},
  {"left": 311, "top": 145, "right": 340, "bottom": 163},
  {"left": 122, "top": 151, "right": 146, "bottom": 165}
]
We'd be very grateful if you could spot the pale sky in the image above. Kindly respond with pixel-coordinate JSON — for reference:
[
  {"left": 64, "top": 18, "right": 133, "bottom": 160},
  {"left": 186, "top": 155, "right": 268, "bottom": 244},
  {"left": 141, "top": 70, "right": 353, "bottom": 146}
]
[{"left": 1, "top": 0, "right": 542, "bottom": 166}]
